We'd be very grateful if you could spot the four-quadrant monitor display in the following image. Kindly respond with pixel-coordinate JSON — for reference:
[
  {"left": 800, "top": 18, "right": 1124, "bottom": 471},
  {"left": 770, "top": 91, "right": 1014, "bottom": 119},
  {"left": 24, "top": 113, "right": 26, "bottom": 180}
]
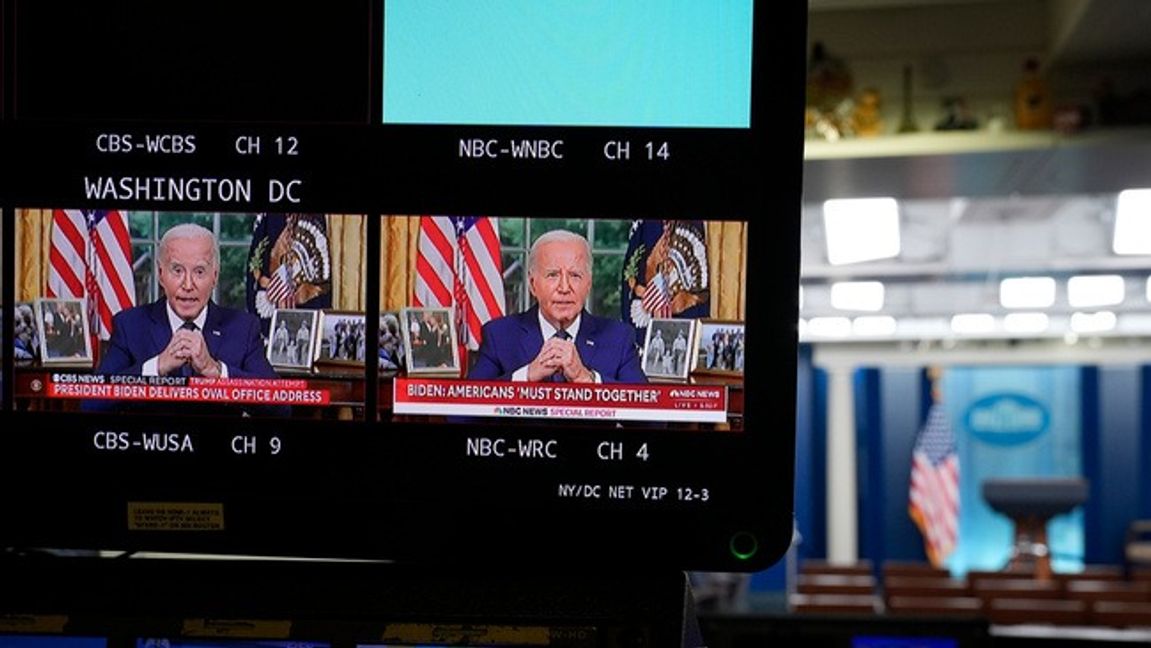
[{"left": 0, "top": 0, "right": 804, "bottom": 571}]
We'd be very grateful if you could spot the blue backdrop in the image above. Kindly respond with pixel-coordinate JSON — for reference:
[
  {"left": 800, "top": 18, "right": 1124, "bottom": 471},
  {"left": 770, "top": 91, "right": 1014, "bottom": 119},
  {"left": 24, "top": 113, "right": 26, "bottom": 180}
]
[{"left": 943, "top": 366, "right": 1084, "bottom": 575}]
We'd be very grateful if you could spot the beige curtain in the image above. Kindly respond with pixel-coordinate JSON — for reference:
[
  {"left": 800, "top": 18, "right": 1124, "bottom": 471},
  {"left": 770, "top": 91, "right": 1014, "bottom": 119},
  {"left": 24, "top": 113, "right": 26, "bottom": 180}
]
[
  {"left": 379, "top": 215, "right": 421, "bottom": 311},
  {"left": 16, "top": 209, "right": 53, "bottom": 302},
  {"left": 327, "top": 214, "right": 368, "bottom": 310},
  {"left": 707, "top": 221, "right": 748, "bottom": 320}
]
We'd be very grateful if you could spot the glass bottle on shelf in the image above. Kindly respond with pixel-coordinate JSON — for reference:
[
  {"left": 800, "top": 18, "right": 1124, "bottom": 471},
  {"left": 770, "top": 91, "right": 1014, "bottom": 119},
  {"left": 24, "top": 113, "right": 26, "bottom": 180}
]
[{"left": 1014, "top": 57, "right": 1053, "bottom": 130}]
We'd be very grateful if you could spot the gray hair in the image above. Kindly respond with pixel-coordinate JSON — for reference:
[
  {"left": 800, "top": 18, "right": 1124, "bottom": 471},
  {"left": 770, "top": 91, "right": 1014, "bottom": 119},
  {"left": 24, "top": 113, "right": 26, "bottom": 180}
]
[
  {"left": 159, "top": 223, "right": 219, "bottom": 268},
  {"left": 528, "top": 229, "right": 592, "bottom": 276}
]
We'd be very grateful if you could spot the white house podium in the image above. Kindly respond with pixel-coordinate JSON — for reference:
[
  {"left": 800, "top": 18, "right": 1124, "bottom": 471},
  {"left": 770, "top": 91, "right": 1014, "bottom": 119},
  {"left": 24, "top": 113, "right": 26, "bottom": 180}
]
[{"left": 982, "top": 477, "right": 1089, "bottom": 580}]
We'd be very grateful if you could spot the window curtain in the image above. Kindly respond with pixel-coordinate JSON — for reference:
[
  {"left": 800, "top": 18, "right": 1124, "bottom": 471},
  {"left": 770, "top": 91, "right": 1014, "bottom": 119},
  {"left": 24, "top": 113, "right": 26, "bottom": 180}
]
[
  {"left": 327, "top": 214, "right": 368, "bottom": 310},
  {"left": 707, "top": 221, "right": 747, "bottom": 320},
  {"left": 15, "top": 208, "right": 52, "bottom": 302},
  {"left": 379, "top": 215, "right": 421, "bottom": 311}
]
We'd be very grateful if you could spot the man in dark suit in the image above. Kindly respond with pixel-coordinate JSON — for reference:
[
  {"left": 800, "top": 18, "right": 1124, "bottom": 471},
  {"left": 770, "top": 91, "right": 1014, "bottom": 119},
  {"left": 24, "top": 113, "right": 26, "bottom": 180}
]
[
  {"left": 86, "top": 224, "right": 281, "bottom": 414},
  {"left": 468, "top": 230, "right": 645, "bottom": 383}
]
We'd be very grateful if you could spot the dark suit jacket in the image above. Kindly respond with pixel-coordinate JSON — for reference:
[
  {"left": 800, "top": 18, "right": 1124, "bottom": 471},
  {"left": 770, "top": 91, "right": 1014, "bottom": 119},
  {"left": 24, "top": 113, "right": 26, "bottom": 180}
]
[
  {"left": 467, "top": 307, "right": 646, "bottom": 383},
  {"left": 96, "top": 299, "right": 277, "bottom": 378},
  {"left": 84, "top": 299, "right": 283, "bottom": 415}
]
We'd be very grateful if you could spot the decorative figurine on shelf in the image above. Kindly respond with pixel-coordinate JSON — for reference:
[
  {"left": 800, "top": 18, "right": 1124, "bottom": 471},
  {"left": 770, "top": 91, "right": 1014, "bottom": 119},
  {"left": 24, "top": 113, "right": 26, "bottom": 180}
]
[
  {"left": 850, "top": 87, "right": 885, "bottom": 137},
  {"left": 935, "top": 96, "right": 978, "bottom": 131},
  {"left": 1053, "top": 104, "right": 1090, "bottom": 134},
  {"left": 805, "top": 41, "right": 854, "bottom": 140},
  {"left": 897, "top": 64, "right": 920, "bottom": 133},
  {"left": 807, "top": 42, "right": 853, "bottom": 111},
  {"left": 1015, "top": 57, "right": 1053, "bottom": 130}
]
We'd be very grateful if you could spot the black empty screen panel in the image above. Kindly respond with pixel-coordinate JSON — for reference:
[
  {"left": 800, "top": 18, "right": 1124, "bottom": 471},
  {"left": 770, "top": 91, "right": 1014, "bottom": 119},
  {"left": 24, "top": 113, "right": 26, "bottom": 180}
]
[{"left": 13, "top": 1, "right": 370, "bottom": 122}]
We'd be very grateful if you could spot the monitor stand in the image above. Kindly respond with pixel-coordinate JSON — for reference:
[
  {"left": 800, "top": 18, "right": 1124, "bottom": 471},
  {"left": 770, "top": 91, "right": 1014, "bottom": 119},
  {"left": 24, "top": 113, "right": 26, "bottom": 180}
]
[{"left": 0, "top": 552, "right": 702, "bottom": 648}]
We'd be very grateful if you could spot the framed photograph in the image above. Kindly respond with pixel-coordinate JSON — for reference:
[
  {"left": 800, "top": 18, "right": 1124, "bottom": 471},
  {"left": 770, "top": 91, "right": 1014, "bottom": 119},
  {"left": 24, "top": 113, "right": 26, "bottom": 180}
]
[
  {"left": 693, "top": 319, "right": 746, "bottom": 377},
  {"left": 267, "top": 308, "right": 321, "bottom": 370},
  {"left": 642, "top": 317, "right": 698, "bottom": 381},
  {"left": 400, "top": 306, "right": 460, "bottom": 375},
  {"left": 14, "top": 301, "right": 40, "bottom": 364},
  {"left": 35, "top": 297, "right": 93, "bottom": 365},
  {"left": 317, "top": 310, "right": 367, "bottom": 366},
  {"left": 378, "top": 310, "right": 405, "bottom": 374}
]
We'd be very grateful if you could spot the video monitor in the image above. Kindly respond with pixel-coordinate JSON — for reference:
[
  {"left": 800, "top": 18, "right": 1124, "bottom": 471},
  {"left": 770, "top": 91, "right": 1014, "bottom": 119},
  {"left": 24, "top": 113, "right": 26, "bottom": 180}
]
[
  {"left": 11, "top": 210, "right": 366, "bottom": 419},
  {"left": 0, "top": 640, "right": 104, "bottom": 648},
  {"left": 0, "top": 1, "right": 804, "bottom": 571},
  {"left": 12, "top": 1, "right": 371, "bottom": 122},
  {"left": 384, "top": 215, "right": 743, "bottom": 429},
  {"left": 137, "top": 642, "right": 327, "bottom": 648}
]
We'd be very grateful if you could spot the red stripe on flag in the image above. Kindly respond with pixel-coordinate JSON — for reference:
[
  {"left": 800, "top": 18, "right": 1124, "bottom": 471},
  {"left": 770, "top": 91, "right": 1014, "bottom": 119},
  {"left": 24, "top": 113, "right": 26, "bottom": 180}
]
[
  {"left": 461, "top": 242, "right": 502, "bottom": 321},
  {"left": 91, "top": 231, "right": 135, "bottom": 312},
  {"left": 421, "top": 217, "right": 456, "bottom": 266},
  {"left": 53, "top": 211, "right": 87, "bottom": 256},
  {"left": 48, "top": 248, "right": 86, "bottom": 297},
  {"left": 415, "top": 254, "right": 453, "bottom": 306},
  {"left": 474, "top": 217, "right": 502, "bottom": 269},
  {"left": 105, "top": 210, "right": 132, "bottom": 260},
  {"left": 465, "top": 306, "right": 482, "bottom": 346}
]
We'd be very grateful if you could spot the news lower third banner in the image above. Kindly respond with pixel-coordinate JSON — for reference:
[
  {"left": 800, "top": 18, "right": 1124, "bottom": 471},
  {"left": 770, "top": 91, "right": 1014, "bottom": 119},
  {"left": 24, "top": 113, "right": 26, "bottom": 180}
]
[
  {"left": 43, "top": 374, "right": 330, "bottom": 405},
  {"left": 394, "top": 378, "right": 728, "bottom": 423}
]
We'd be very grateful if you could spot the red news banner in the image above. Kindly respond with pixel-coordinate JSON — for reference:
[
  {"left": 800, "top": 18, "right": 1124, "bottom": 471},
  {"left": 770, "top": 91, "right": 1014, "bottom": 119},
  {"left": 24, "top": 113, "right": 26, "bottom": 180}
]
[
  {"left": 45, "top": 374, "right": 330, "bottom": 405},
  {"left": 394, "top": 378, "right": 728, "bottom": 423}
]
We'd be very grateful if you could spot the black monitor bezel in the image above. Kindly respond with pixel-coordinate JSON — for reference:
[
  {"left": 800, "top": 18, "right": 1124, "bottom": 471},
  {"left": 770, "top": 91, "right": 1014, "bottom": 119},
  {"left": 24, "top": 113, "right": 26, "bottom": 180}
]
[{"left": 0, "top": 0, "right": 805, "bottom": 572}]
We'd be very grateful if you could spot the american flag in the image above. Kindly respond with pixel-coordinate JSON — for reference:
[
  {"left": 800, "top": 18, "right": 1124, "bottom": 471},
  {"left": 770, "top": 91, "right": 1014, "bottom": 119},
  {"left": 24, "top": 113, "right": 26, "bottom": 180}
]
[
  {"left": 642, "top": 272, "right": 672, "bottom": 318},
  {"left": 909, "top": 402, "right": 960, "bottom": 567},
  {"left": 265, "top": 262, "right": 297, "bottom": 308},
  {"left": 413, "top": 216, "right": 505, "bottom": 351},
  {"left": 47, "top": 209, "right": 135, "bottom": 340}
]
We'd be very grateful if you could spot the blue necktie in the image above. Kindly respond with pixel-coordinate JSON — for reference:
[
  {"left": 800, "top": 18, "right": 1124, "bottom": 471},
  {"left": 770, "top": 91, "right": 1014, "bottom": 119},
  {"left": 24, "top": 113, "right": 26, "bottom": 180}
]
[
  {"left": 551, "top": 329, "right": 570, "bottom": 381},
  {"left": 180, "top": 320, "right": 197, "bottom": 377}
]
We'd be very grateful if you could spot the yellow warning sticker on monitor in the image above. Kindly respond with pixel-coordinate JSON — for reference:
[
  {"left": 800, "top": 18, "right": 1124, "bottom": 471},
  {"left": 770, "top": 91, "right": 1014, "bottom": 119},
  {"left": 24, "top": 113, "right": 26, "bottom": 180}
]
[
  {"left": 182, "top": 619, "right": 292, "bottom": 638},
  {"left": 127, "top": 502, "right": 225, "bottom": 531},
  {"left": 0, "top": 615, "right": 68, "bottom": 633},
  {"left": 381, "top": 624, "right": 555, "bottom": 645}
]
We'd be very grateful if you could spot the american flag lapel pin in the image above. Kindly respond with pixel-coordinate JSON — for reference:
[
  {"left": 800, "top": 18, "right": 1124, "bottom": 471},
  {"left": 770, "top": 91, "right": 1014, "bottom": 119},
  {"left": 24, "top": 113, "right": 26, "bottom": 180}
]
[
  {"left": 586, "top": 339, "right": 595, "bottom": 346},
  {"left": 212, "top": 329, "right": 221, "bottom": 336}
]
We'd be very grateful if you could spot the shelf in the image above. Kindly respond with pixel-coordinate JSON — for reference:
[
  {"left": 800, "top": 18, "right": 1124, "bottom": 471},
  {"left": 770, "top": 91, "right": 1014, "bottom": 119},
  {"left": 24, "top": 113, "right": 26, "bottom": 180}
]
[
  {"left": 804, "top": 128, "right": 1151, "bottom": 160},
  {"left": 801, "top": 127, "right": 1151, "bottom": 201}
]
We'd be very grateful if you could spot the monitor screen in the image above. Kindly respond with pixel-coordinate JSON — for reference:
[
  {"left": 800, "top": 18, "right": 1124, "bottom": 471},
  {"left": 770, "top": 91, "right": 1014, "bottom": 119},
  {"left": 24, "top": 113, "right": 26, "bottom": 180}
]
[
  {"left": 0, "top": 0, "right": 804, "bottom": 571},
  {"left": 137, "top": 642, "right": 327, "bottom": 648},
  {"left": 853, "top": 638, "right": 960, "bottom": 648},
  {"left": 0, "top": 639, "right": 105, "bottom": 648}
]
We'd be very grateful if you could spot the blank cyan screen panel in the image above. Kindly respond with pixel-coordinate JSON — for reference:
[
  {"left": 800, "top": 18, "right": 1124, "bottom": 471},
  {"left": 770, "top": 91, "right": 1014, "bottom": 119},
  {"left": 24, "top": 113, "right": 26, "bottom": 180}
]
[{"left": 383, "top": 0, "right": 753, "bottom": 127}]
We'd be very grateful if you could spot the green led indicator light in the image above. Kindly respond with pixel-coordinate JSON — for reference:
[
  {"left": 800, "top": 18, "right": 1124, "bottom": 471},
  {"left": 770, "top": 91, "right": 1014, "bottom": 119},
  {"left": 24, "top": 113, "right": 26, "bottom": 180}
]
[{"left": 729, "top": 532, "right": 758, "bottom": 560}]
